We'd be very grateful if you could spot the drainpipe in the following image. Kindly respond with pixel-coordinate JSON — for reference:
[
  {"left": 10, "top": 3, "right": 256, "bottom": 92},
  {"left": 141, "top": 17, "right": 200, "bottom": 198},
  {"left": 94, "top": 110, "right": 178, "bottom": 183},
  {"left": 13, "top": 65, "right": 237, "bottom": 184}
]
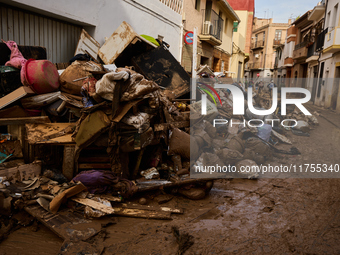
[
  {"left": 178, "top": 0, "right": 184, "bottom": 63},
  {"left": 179, "top": 22, "right": 184, "bottom": 63},
  {"left": 230, "top": 25, "right": 234, "bottom": 79}
]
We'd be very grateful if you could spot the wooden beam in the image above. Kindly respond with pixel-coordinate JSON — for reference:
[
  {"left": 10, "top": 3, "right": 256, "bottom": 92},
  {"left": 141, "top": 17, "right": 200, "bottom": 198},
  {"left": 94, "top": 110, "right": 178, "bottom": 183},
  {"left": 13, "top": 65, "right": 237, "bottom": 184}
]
[
  {"left": 120, "top": 203, "right": 183, "bottom": 214},
  {"left": 72, "top": 197, "right": 172, "bottom": 220},
  {"left": 25, "top": 204, "right": 114, "bottom": 241},
  {"left": 0, "top": 116, "right": 50, "bottom": 126}
]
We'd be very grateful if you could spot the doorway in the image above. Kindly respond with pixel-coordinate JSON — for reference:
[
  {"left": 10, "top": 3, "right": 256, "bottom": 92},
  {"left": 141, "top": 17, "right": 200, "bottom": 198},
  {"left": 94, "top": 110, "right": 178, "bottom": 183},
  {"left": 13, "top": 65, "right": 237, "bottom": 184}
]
[
  {"left": 237, "top": 61, "right": 242, "bottom": 81},
  {"left": 311, "top": 65, "right": 318, "bottom": 103},
  {"left": 331, "top": 66, "right": 340, "bottom": 110}
]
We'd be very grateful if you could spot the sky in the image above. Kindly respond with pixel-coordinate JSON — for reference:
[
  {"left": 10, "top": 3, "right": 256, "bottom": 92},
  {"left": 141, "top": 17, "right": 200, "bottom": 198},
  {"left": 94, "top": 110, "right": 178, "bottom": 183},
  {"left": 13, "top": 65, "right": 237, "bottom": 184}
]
[{"left": 255, "top": 0, "right": 320, "bottom": 23}]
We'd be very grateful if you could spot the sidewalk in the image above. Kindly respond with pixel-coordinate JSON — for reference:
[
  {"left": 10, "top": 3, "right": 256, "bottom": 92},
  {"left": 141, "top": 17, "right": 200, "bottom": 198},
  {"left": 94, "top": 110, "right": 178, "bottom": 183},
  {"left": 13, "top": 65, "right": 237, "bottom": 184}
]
[{"left": 305, "top": 102, "right": 340, "bottom": 129}]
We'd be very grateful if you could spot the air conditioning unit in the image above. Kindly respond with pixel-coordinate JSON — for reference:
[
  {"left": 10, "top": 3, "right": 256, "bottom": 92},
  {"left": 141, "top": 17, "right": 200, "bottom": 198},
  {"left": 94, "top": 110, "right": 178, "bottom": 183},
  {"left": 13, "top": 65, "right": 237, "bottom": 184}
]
[
  {"left": 203, "top": 21, "right": 211, "bottom": 34},
  {"left": 255, "top": 54, "right": 259, "bottom": 58}
]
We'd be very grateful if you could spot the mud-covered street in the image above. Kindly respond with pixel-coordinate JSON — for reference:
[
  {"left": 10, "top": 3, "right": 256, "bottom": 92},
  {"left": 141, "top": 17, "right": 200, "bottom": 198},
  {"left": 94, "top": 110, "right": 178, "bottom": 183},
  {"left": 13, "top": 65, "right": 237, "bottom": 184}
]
[{"left": 0, "top": 103, "right": 339, "bottom": 255}]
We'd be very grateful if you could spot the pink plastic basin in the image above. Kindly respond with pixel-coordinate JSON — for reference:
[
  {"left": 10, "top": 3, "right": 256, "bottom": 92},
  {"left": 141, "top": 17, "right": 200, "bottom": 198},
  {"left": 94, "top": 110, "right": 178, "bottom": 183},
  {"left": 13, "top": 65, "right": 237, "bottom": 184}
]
[{"left": 22, "top": 59, "right": 60, "bottom": 94}]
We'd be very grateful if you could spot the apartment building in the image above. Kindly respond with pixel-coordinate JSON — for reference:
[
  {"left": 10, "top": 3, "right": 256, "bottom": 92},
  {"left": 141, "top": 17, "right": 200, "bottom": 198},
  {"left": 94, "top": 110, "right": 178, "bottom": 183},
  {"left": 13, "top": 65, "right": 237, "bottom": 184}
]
[
  {"left": 228, "top": 0, "right": 255, "bottom": 80},
  {"left": 181, "top": 0, "right": 240, "bottom": 75},
  {"left": 273, "top": 24, "right": 298, "bottom": 87},
  {"left": 306, "top": 2, "right": 326, "bottom": 101},
  {"left": 245, "top": 17, "right": 291, "bottom": 80},
  {"left": 291, "top": 11, "right": 313, "bottom": 89},
  {"left": 315, "top": 0, "right": 340, "bottom": 111}
]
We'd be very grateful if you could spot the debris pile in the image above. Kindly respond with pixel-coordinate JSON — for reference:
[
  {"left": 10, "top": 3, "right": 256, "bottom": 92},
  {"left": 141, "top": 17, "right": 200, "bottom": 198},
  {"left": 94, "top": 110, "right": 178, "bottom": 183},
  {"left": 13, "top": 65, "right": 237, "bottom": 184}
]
[{"left": 0, "top": 21, "right": 319, "bottom": 250}]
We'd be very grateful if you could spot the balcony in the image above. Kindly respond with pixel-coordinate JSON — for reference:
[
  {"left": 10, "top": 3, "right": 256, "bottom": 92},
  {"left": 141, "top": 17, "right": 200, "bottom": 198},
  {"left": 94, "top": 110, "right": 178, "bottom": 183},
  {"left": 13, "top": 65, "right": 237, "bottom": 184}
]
[
  {"left": 323, "top": 26, "right": 340, "bottom": 53},
  {"left": 199, "top": 9, "right": 223, "bottom": 46},
  {"left": 284, "top": 57, "right": 294, "bottom": 66},
  {"left": 316, "top": 28, "right": 327, "bottom": 51},
  {"left": 251, "top": 40, "right": 264, "bottom": 50},
  {"left": 248, "top": 61, "right": 263, "bottom": 69},
  {"left": 293, "top": 41, "right": 308, "bottom": 60},
  {"left": 273, "top": 39, "right": 283, "bottom": 46},
  {"left": 306, "top": 42, "right": 319, "bottom": 62}
]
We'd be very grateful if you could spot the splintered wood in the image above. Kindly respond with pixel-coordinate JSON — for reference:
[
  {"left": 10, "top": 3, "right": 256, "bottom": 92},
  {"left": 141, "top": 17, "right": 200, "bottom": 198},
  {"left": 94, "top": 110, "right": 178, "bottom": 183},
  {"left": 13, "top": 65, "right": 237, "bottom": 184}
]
[
  {"left": 0, "top": 160, "right": 41, "bottom": 183},
  {"left": 72, "top": 197, "right": 172, "bottom": 220}
]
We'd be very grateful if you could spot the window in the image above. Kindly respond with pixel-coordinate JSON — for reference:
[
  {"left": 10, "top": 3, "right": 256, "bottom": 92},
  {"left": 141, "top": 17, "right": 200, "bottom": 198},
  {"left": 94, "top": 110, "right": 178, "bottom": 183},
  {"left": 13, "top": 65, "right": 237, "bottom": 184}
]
[
  {"left": 195, "top": 0, "right": 200, "bottom": 11},
  {"left": 225, "top": 18, "right": 228, "bottom": 33},
  {"left": 263, "top": 31, "right": 266, "bottom": 42},
  {"left": 332, "top": 4, "right": 338, "bottom": 27},
  {"left": 327, "top": 11, "right": 331, "bottom": 27},
  {"left": 275, "top": 30, "right": 282, "bottom": 40}
]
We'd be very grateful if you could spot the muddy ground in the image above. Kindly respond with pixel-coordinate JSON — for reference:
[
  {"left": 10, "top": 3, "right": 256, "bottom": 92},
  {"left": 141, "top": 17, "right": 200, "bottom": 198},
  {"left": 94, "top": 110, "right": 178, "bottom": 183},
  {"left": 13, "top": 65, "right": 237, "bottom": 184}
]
[{"left": 1, "top": 102, "right": 340, "bottom": 255}]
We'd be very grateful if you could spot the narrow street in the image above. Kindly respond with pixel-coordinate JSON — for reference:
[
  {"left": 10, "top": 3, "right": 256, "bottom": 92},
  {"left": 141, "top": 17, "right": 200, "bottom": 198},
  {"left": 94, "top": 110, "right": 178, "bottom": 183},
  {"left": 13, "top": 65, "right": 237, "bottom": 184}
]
[{"left": 1, "top": 103, "right": 339, "bottom": 254}]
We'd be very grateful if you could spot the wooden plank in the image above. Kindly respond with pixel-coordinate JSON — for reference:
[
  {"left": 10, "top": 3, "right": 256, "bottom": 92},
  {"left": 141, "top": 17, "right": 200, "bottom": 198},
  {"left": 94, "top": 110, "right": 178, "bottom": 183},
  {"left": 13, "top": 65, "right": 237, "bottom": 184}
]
[
  {"left": 21, "top": 91, "right": 61, "bottom": 108},
  {"left": 120, "top": 203, "right": 183, "bottom": 214},
  {"left": 24, "top": 205, "right": 114, "bottom": 241},
  {"left": 0, "top": 86, "right": 35, "bottom": 111},
  {"left": 98, "top": 21, "right": 155, "bottom": 65},
  {"left": 0, "top": 116, "right": 50, "bottom": 126},
  {"left": 0, "top": 160, "right": 41, "bottom": 183},
  {"left": 74, "top": 29, "right": 100, "bottom": 59},
  {"left": 72, "top": 198, "right": 172, "bottom": 220},
  {"left": 25, "top": 123, "right": 76, "bottom": 145}
]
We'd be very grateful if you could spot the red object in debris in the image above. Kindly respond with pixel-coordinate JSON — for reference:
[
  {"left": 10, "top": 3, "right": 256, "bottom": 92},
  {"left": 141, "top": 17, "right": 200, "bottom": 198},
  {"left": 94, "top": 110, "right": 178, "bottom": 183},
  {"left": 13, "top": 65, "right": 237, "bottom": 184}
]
[
  {"left": 21, "top": 59, "right": 60, "bottom": 94},
  {"left": 257, "top": 73, "right": 260, "bottom": 77},
  {"left": 25, "top": 109, "right": 42, "bottom": 116}
]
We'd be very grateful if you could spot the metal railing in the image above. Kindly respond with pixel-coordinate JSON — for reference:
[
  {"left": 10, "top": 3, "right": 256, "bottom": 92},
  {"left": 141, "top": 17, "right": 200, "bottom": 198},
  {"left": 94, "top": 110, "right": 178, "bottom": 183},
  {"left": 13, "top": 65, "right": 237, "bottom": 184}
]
[
  {"left": 294, "top": 41, "right": 308, "bottom": 50},
  {"left": 307, "top": 42, "right": 319, "bottom": 58},
  {"left": 251, "top": 40, "right": 265, "bottom": 49},
  {"left": 201, "top": 9, "right": 224, "bottom": 41},
  {"left": 316, "top": 28, "right": 328, "bottom": 51},
  {"left": 273, "top": 39, "right": 283, "bottom": 45},
  {"left": 248, "top": 62, "right": 263, "bottom": 69}
]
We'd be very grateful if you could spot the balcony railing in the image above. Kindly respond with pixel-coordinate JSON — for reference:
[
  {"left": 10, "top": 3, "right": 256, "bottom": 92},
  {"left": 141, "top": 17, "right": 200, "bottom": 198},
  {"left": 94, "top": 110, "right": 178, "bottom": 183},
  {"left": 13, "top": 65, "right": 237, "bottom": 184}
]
[
  {"left": 159, "top": 0, "right": 183, "bottom": 14},
  {"left": 201, "top": 9, "right": 223, "bottom": 41},
  {"left": 316, "top": 28, "right": 327, "bottom": 51},
  {"left": 294, "top": 41, "right": 308, "bottom": 50},
  {"left": 251, "top": 40, "right": 265, "bottom": 49},
  {"left": 273, "top": 39, "right": 283, "bottom": 46},
  {"left": 248, "top": 62, "right": 263, "bottom": 69},
  {"left": 307, "top": 42, "right": 319, "bottom": 58}
]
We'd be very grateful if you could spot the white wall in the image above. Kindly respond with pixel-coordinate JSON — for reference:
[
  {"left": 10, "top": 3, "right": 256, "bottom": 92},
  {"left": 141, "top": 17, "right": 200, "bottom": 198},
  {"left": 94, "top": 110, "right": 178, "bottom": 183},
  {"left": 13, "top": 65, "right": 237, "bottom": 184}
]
[{"left": 2, "top": 0, "right": 182, "bottom": 60}]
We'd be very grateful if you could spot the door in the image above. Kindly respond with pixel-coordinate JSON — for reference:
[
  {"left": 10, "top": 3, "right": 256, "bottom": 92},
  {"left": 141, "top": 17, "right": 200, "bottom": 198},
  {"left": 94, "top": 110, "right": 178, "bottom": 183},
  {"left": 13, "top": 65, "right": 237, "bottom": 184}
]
[
  {"left": 0, "top": 3, "right": 82, "bottom": 63},
  {"left": 311, "top": 65, "right": 318, "bottom": 103},
  {"left": 237, "top": 61, "right": 242, "bottom": 81},
  {"left": 331, "top": 67, "right": 340, "bottom": 110}
]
